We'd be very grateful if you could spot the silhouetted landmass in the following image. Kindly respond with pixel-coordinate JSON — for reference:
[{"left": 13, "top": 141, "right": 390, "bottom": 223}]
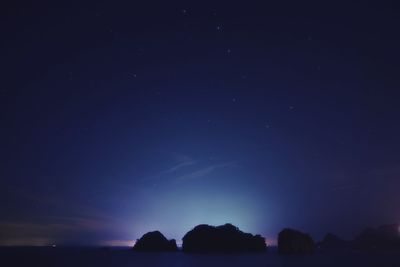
[
  {"left": 278, "top": 228, "right": 315, "bottom": 254},
  {"left": 318, "top": 233, "right": 350, "bottom": 249},
  {"left": 353, "top": 223, "right": 400, "bottom": 250},
  {"left": 133, "top": 231, "right": 177, "bottom": 252},
  {"left": 182, "top": 223, "right": 266, "bottom": 252},
  {"left": 131, "top": 222, "right": 400, "bottom": 254}
]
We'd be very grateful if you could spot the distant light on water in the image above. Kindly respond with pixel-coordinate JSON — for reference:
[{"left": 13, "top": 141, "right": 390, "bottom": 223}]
[{"left": 101, "top": 240, "right": 135, "bottom": 247}]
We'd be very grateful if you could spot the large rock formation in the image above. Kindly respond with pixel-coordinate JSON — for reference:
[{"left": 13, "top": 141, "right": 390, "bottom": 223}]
[
  {"left": 182, "top": 223, "right": 266, "bottom": 252},
  {"left": 353, "top": 224, "right": 400, "bottom": 249},
  {"left": 278, "top": 228, "right": 315, "bottom": 254},
  {"left": 133, "top": 231, "right": 178, "bottom": 252},
  {"left": 319, "top": 233, "right": 349, "bottom": 249}
]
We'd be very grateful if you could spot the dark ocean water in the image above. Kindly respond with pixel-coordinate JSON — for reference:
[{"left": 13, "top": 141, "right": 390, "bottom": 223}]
[{"left": 1, "top": 247, "right": 399, "bottom": 267}]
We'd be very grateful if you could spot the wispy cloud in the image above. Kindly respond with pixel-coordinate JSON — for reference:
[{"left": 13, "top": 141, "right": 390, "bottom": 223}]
[
  {"left": 160, "top": 154, "right": 197, "bottom": 174},
  {"left": 139, "top": 154, "right": 235, "bottom": 184},
  {"left": 174, "top": 162, "right": 235, "bottom": 181},
  {"left": 139, "top": 154, "right": 198, "bottom": 183}
]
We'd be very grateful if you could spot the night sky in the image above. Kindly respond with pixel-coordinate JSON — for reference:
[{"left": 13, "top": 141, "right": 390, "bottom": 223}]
[{"left": 1, "top": 1, "right": 400, "bottom": 246}]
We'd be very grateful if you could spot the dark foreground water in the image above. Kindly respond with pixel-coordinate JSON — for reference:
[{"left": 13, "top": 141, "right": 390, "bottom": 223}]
[{"left": 1, "top": 247, "right": 400, "bottom": 267}]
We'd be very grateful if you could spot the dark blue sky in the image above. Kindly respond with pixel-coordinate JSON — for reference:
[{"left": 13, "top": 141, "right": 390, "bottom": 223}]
[{"left": 1, "top": 1, "right": 400, "bottom": 246}]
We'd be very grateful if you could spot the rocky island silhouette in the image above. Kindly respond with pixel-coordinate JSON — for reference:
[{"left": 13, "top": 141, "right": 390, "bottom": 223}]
[
  {"left": 132, "top": 223, "right": 400, "bottom": 253},
  {"left": 133, "top": 231, "right": 178, "bottom": 252},
  {"left": 182, "top": 223, "right": 266, "bottom": 252},
  {"left": 278, "top": 228, "right": 315, "bottom": 254}
]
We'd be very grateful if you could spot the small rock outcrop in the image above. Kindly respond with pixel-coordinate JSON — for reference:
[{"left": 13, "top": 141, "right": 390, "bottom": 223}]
[
  {"left": 182, "top": 223, "right": 266, "bottom": 252},
  {"left": 319, "top": 233, "right": 349, "bottom": 249},
  {"left": 353, "top": 224, "right": 400, "bottom": 250},
  {"left": 133, "top": 231, "right": 177, "bottom": 251},
  {"left": 278, "top": 228, "right": 315, "bottom": 254}
]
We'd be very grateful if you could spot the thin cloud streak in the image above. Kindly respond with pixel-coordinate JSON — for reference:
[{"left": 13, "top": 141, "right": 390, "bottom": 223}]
[
  {"left": 174, "top": 162, "right": 235, "bottom": 181},
  {"left": 139, "top": 154, "right": 197, "bottom": 182},
  {"left": 160, "top": 158, "right": 197, "bottom": 174},
  {"left": 139, "top": 154, "right": 235, "bottom": 184}
]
